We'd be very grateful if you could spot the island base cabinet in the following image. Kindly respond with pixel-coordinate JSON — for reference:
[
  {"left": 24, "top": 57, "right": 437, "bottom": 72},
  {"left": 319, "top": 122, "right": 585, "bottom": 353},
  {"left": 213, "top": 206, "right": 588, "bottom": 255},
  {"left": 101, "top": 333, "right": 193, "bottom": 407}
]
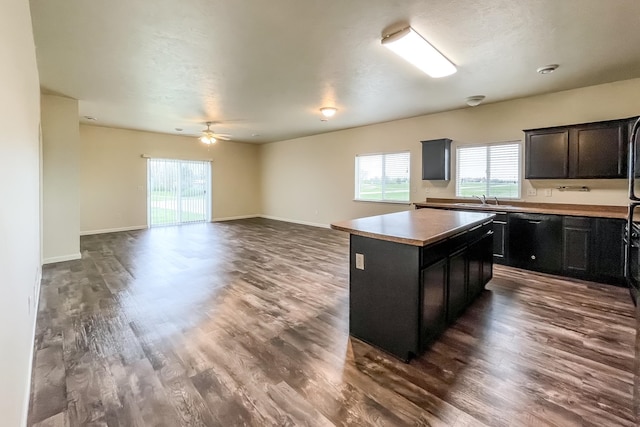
[
  {"left": 348, "top": 222, "right": 493, "bottom": 362},
  {"left": 349, "top": 235, "right": 420, "bottom": 362}
]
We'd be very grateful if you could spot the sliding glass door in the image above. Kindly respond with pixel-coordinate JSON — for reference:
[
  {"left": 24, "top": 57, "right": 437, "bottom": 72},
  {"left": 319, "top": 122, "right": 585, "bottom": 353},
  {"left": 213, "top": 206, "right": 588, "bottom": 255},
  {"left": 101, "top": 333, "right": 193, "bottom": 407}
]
[{"left": 147, "top": 159, "right": 211, "bottom": 226}]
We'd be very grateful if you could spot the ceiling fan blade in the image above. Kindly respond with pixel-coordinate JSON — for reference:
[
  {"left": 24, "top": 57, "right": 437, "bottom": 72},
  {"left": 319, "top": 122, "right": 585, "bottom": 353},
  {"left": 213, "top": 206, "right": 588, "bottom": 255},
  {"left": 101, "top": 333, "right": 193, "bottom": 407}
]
[{"left": 214, "top": 135, "right": 231, "bottom": 141}]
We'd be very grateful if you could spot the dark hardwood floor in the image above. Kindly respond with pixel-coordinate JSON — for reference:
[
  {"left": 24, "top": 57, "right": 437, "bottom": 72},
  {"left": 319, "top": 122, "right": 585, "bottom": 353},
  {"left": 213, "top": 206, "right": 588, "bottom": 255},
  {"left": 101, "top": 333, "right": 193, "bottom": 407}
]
[{"left": 28, "top": 218, "right": 638, "bottom": 426}]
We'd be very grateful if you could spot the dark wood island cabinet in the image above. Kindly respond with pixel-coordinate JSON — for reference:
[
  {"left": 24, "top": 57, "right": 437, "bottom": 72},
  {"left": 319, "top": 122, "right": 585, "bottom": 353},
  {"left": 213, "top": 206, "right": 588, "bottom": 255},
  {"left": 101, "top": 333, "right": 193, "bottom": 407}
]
[{"left": 331, "top": 209, "right": 494, "bottom": 361}]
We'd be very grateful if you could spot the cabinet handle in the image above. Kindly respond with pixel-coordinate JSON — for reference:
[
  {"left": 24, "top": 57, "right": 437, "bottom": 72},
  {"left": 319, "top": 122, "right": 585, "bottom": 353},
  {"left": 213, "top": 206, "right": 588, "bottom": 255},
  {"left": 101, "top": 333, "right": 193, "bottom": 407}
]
[
  {"left": 531, "top": 255, "right": 536, "bottom": 260},
  {"left": 528, "top": 220, "right": 542, "bottom": 224}
]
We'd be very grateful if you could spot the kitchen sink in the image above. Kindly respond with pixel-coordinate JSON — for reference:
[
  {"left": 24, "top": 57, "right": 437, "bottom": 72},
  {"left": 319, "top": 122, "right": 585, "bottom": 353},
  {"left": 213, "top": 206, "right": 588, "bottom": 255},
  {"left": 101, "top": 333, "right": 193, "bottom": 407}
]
[{"left": 452, "top": 203, "right": 513, "bottom": 208}]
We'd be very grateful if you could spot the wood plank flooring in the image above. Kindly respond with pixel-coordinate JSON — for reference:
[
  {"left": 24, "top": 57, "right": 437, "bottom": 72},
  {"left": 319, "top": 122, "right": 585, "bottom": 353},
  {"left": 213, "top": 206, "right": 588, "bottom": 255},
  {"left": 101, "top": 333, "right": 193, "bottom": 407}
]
[{"left": 28, "top": 218, "right": 638, "bottom": 426}]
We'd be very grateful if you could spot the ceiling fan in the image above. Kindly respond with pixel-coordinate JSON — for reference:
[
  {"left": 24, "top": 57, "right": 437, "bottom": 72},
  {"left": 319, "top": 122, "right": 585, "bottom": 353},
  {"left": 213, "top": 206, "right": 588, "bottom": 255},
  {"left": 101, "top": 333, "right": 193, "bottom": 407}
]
[{"left": 199, "top": 122, "right": 231, "bottom": 144}]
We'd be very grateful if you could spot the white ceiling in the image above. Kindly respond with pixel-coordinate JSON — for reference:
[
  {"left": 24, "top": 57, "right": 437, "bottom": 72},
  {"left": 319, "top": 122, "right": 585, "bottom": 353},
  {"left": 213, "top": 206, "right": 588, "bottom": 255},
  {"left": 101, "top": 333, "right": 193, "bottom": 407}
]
[{"left": 29, "top": 0, "right": 640, "bottom": 143}]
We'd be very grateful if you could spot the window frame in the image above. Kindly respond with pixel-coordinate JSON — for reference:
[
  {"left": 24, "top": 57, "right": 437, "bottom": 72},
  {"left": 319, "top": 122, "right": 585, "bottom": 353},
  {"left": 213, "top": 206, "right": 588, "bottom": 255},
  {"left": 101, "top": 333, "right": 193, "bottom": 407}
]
[
  {"left": 455, "top": 141, "right": 522, "bottom": 200},
  {"left": 354, "top": 150, "right": 411, "bottom": 204}
]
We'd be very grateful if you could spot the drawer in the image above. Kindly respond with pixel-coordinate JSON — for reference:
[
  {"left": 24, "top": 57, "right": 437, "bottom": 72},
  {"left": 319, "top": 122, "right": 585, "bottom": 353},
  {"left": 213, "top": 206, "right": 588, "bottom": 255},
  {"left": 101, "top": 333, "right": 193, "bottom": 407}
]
[{"left": 564, "top": 216, "right": 592, "bottom": 228}]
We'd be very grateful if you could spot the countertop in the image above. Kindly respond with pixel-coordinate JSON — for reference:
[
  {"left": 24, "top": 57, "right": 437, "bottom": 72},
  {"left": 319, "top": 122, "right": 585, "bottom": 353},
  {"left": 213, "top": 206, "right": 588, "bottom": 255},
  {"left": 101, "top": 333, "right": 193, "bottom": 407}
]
[
  {"left": 330, "top": 208, "right": 494, "bottom": 247},
  {"left": 414, "top": 198, "right": 628, "bottom": 219}
]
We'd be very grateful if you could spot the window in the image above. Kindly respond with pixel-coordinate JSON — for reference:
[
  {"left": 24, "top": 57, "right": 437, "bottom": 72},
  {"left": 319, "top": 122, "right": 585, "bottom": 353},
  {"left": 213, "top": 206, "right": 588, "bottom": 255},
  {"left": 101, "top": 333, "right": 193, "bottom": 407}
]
[
  {"left": 456, "top": 142, "right": 520, "bottom": 199},
  {"left": 355, "top": 151, "right": 410, "bottom": 202}
]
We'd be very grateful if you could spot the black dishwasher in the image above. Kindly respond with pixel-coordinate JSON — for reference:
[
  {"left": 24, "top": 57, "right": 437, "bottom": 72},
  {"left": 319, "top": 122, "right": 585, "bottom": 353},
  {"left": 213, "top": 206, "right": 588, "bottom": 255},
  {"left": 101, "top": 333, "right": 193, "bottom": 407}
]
[{"left": 508, "top": 213, "right": 562, "bottom": 273}]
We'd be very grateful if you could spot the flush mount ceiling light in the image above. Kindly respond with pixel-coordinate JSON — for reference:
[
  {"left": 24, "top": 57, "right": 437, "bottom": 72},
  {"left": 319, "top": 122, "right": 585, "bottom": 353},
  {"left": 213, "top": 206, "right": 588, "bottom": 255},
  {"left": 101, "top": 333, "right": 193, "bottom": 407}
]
[
  {"left": 199, "top": 122, "right": 231, "bottom": 145},
  {"left": 382, "top": 27, "right": 456, "bottom": 78},
  {"left": 465, "top": 95, "right": 486, "bottom": 107},
  {"left": 537, "top": 64, "right": 559, "bottom": 74},
  {"left": 320, "top": 107, "right": 337, "bottom": 118}
]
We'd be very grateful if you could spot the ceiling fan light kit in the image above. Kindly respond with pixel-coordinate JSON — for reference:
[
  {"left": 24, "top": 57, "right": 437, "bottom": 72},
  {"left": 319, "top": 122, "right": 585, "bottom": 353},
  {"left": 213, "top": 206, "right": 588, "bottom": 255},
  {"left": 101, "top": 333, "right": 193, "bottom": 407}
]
[
  {"left": 382, "top": 26, "right": 456, "bottom": 78},
  {"left": 198, "top": 121, "right": 231, "bottom": 144}
]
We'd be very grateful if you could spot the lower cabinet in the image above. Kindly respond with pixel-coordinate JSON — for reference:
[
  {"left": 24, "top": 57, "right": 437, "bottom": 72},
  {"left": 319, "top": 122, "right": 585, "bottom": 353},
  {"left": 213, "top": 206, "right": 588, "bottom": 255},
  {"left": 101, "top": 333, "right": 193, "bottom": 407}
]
[
  {"left": 560, "top": 216, "right": 625, "bottom": 284},
  {"left": 447, "top": 247, "right": 468, "bottom": 323},
  {"left": 421, "top": 228, "right": 494, "bottom": 352},
  {"left": 420, "top": 258, "right": 447, "bottom": 351},
  {"left": 593, "top": 218, "right": 626, "bottom": 283},
  {"left": 492, "top": 213, "right": 508, "bottom": 263},
  {"left": 415, "top": 204, "right": 626, "bottom": 286},
  {"left": 563, "top": 217, "right": 592, "bottom": 275}
]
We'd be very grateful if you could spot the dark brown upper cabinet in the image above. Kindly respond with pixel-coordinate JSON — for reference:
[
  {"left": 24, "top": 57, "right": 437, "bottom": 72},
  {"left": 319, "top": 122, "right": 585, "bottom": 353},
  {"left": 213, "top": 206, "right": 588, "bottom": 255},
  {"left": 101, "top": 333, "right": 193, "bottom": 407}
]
[
  {"left": 524, "top": 118, "right": 632, "bottom": 179},
  {"left": 421, "top": 138, "right": 451, "bottom": 180},
  {"left": 569, "top": 121, "right": 627, "bottom": 178},
  {"left": 525, "top": 129, "right": 569, "bottom": 178}
]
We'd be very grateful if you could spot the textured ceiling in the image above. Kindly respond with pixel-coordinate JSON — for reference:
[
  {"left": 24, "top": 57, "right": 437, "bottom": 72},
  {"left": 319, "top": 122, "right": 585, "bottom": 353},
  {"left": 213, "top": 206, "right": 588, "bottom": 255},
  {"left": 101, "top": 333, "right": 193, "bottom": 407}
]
[{"left": 29, "top": 0, "right": 640, "bottom": 143}]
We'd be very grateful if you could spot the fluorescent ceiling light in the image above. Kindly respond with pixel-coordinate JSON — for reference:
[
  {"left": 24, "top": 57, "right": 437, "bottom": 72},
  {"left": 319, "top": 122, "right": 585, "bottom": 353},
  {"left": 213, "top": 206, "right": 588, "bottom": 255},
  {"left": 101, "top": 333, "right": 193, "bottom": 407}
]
[{"left": 382, "top": 27, "right": 456, "bottom": 78}]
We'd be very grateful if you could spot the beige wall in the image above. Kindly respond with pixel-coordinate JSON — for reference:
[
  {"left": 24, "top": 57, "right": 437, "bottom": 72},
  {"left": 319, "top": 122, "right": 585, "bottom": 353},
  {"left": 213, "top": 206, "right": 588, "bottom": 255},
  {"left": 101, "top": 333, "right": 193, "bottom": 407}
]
[
  {"left": 261, "top": 78, "right": 640, "bottom": 226},
  {"left": 80, "top": 125, "right": 261, "bottom": 233},
  {"left": 41, "top": 94, "right": 80, "bottom": 262},
  {"left": 0, "top": 0, "right": 42, "bottom": 425}
]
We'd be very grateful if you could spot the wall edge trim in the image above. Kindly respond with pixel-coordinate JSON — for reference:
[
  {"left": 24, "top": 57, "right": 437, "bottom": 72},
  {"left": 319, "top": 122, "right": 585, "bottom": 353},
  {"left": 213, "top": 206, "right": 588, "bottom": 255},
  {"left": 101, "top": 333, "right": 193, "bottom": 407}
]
[
  {"left": 42, "top": 253, "right": 82, "bottom": 264},
  {"left": 212, "top": 215, "right": 261, "bottom": 222},
  {"left": 21, "top": 265, "right": 42, "bottom": 427},
  {"left": 80, "top": 225, "right": 147, "bottom": 236},
  {"left": 259, "top": 215, "right": 330, "bottom": 229}
]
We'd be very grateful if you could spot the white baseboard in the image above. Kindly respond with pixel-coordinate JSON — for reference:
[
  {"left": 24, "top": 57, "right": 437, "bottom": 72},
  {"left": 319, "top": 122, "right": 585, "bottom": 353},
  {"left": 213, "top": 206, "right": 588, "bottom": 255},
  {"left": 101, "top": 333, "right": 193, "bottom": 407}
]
[
  {"left": 212, "top": 214, "right": 260, "bottom": 222},
  {"left": 259, "top": 215, "right": 330, "bottom": 229},
  {"left": 22, "top": 265, "right": 42, "bottom": 427},
  {"left": 42, "top": 253, "right": 82, "bottom": 264},
  {"left": 80, "top": 225, "right": 147, "bottom": 236}
]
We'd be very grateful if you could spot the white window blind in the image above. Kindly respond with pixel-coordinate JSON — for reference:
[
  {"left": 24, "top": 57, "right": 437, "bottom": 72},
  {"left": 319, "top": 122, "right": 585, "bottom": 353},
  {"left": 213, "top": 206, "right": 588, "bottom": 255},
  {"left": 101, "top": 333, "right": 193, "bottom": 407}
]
[
  {"left": 355, "top": 151, "right": 410, "bottom": 202},
  {"left": 456, "top": 142, "right": 520, "bottom": 199}
]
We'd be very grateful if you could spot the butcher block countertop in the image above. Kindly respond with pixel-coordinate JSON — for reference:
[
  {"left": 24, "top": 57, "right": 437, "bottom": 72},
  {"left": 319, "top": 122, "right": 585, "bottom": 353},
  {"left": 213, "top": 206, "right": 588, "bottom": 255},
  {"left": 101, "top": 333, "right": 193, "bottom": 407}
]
[
  {"left": 330, "top": 208, "right": 494, "bottom": 247},
  {"left": 414, "top": 198, "right": 628, "bottom": 219}
]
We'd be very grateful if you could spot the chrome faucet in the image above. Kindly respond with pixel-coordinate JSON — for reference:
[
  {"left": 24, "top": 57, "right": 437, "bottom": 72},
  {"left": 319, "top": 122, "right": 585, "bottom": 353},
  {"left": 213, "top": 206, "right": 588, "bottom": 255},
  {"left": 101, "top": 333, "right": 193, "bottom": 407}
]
[
  {"left": 494, "top": 196, "right": 499, "bottom": 206},
  {"left": 473, "top": 194, "right": 488, "bottom": 205}
]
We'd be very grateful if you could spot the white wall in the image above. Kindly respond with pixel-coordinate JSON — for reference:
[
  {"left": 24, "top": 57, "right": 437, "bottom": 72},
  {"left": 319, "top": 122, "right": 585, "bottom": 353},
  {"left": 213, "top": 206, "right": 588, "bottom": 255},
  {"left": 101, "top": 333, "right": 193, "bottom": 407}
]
[
  {"left": 261, "top": 78, "right": 640, "bottom": 225},
  {"left": 0, "top": 0, "right": 42, "bottom": 425},
  {"left": 80, "top": 125, "right": 261, "bottom": 234},
  {"left": 41, "top": 94, "right": 80, "bottom": 263}
]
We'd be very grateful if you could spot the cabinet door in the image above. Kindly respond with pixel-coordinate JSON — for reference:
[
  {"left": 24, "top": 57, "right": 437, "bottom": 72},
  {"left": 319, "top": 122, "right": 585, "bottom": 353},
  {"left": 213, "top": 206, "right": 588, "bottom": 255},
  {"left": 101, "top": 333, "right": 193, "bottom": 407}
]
[
  {"left": 492, "top": 219, "right": 507, "bottom": 263},
  {"left": 420, "top": 258, "right": 448, "bottom": 351},
  {"left": 481, "top": 233, "right": 494, "bottom": 286},
  {"left": 467, "top": 239, "right": 483, "bottom": 301},
  {"left": 525, "top": 129, "right": 569, "bottom": 178},
  {"left": 569, "top": 122, "right": 627, "bottom": 178},
  {"left": 468, "top": 233, "right": 492, "bottom": 301},
  {"left": 593, "top": 218, "right": 625, "bottom": 283},
  {"left": 562, "top": 217, "right": 592, "bottom": 275},
  {"left": 447, "top": 247, "right": 468, "bottom": 323}
]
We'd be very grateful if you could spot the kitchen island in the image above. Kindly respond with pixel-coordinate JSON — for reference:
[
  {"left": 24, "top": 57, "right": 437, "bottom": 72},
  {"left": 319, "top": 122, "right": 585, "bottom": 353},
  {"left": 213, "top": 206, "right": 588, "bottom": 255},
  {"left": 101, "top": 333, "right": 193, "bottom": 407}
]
[{"left": 331, "top": 208, "right": 495, "bottom": 361}]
